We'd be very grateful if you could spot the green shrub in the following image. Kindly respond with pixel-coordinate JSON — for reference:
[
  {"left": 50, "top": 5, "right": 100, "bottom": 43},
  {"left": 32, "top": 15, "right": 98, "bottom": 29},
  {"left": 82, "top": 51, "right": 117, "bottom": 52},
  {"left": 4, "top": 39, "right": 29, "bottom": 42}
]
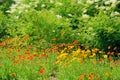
[
  {"left": 6, "top": 9, "right": 75, "bottom": 44},
  {"left": 1, "top": 0, "right": 120, "bottom": 51},
  {"left": 0, "top": 0, "right": 13, "bottom": 14},
  {"left": 78, "top": 10, "right": 120, "bottom": 51},
  {"left": 0, "top": 11, "right": 7, "bottom": 40}
]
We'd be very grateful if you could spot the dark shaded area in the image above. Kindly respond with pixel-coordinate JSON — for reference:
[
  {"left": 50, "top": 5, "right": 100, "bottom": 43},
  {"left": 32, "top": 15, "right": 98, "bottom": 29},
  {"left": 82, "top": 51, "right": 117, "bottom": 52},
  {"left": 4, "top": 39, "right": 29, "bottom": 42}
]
[
  {"left": 115, "top": 3, "right": 120, "bottom": 12},
  {"left": 70, "top": 18, "right": 79, "bottom": 30},
  {"left": 98, "top": 29, "right": 120, "bottom": 58},
  {"left": 86, "top": 4, "right": 99, "bottom": 16},
  {"left": 0, "top": 0, "right": 14, "bottom": 14}
]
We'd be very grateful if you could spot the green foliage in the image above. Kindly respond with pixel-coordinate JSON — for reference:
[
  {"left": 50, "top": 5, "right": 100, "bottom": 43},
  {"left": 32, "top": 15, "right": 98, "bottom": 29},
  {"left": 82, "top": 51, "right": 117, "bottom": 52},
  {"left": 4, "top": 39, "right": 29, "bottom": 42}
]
[
  {"left": 54, "top": 0, "right": 84, "bottom": 17},
  {"left": 57, "top": 58, "right": 120, "bottom": 80},
  {"left": 0, "top": 0, "right": 120, "bottom": 51},
  {"left": 6, "top": 9, "right": 74, "bottom": 44},
  {"left": 89, "top": 11, "right": 120, "bottom": 50},
  {"left": 53, "top": 8, "right": 120, "bottom": 52},
  {"left": 0, "top": 0, "right": 13, "bottom": 14},
  {"left": 0, "top": 11, "right": 7, "bottom": 40}
]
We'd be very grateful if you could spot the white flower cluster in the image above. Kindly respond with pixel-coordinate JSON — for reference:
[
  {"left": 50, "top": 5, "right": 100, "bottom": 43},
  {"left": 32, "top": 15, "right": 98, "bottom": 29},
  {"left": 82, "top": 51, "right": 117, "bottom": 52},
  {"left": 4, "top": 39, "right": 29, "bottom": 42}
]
[
  {"left": 86, "top": 0, "right": 94, "bottom": 4},
  {"left": 6, "top": 0, "right": 40, "bottom": 14},
  {"left": 56, "top": 14, "right": 62, "bottom": 19},
  {"left": 81, "top": 0, "right": 119, "bottom": 17},
  {"left": 6, "top": 0, "right": 120, "bottom": 18},
  {"left": 56, "top": 2, "right": 63, "bottom": 6},
  {"left": 82, "top": 14, "right": 90, "bottom": 19},
  {"left": 104, "top": 0, "right": 117, "bottom": 5},
  {"left": 110, "top": 11, "right": 120, "bottom": 17}
]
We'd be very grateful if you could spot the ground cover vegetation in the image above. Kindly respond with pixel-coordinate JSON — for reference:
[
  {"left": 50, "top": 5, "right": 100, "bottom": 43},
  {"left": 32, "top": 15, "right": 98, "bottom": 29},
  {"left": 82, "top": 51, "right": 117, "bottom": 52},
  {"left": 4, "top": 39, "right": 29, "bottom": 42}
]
[{"left": 0, "top": 0, "right": 120, "bottom": 80}]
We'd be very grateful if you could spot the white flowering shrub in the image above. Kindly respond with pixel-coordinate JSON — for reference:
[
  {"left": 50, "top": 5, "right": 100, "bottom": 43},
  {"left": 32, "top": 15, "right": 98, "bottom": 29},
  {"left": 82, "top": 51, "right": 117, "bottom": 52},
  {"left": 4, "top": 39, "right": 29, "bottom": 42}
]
[{"left": 6, "top": 0, "right": 39, "bottom": 14}]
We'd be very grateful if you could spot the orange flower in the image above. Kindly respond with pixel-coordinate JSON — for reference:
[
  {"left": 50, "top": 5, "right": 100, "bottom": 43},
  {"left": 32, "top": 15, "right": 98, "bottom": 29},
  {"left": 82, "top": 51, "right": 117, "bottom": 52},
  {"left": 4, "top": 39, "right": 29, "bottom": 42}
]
[
  {"left": 9, "top": 73, "right": 16, "bottom": 77},
  {"left": 95, "top": 74, "right": 100, "bottom": 79},
  {"left": 118, "top": 53, "right": 120, "bottom": 56},
  {"left": 79, "top": 57, "right": 83, "bottom": 63},
  {"left": 0, "top": 63, "right": 2, "bottom": 67},
  {"left": 39, "top": 68, "right": 45, "bottom": 74},
  {"left": 90, "top": 72, "right": 94, "bottom": 75},
  {"left": 25, "top": 50, "right": 30, "bottom": 54},
  {"left": 88, "top": 72, "right": 94, "bottom": 80},
  {"left": 52, "top": 46, "right": 58, "bottom": 51},
  {"left": 59, "top": 44, "right": 65, "bottom": 48},
  {"left": 92, "top": 48, "right": 98, "bottom": 53},
  {"left": 113, "top": 47, "right": 117, "bottom": 50},
  {"left": 81, "top": 73, "right": 86, "bottom": 78},
  {"left": 79, "top": 78, "right": 83, "bottom": 80},
  {"left": 11, "top": 46, "right": 14, "bottom": 50},
  {"left": 0, "top": 55, "right": 2, "bottom": 59},
  {"left": 27, "top": 56, "right": 34, "bottom": 60},
  {"left": 40, "top": 53, "right": 48, "bottom": 58},
  {"left": 12, "top": 56, "right": 15, "bottom": 61},
  {"left": 17, "top": 55, "right": 22, "bottom": 59},
  {"left": 33, "top": 53, "right": 37, "bottom": 57},
  {"left": 73, "top": 40, "right": 79, "bottom": 45},
  {"left": 45, "top": 48, "right": 52, "bottom": 53},
  {"left": 110, "top": 52, "right": 114, "bottom": 55},
  {"left": 100, "top": 59, "right": 105, "bottom": 63},
  {"left": 85, "top": 46, "right": 89, "bottom": 49},
  {"left": 17, "top": 49, "right": 20, "bottom": 52},
  {"left": 83, "top": 53, "right": 88, "bottom": 58},
  {"left": 108, "top": 45, "right": 111, "bottom": 49},
  {"left": 52, "top": 38, "right": 56, "bottom": 41},
  {"left": 14, "top": 59, "right": 19, "bottom": 63},
  {"left": 108, "top": 56, "right": 113, "bottom": 62},
  {"left": 88, "top": 76, "right": 92, "bottom": 80},
  {"left": 107, "top": 51, "right": 111, "bottom": 55},
  {"left": 26, "top": 45, "right": 32, "bottom": 49},
  {"left": 13, "top": 59, "right": 19, "bottom": 66}
]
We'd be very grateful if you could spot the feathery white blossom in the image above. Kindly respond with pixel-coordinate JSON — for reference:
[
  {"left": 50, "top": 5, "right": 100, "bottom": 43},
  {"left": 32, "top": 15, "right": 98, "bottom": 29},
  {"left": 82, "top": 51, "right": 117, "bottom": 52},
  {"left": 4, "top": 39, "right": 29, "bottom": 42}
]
[
  {"left": 56, "top": 15, "right": 62, "bottom": 19},
  {"left": 82, "top": 14, "right": 90, "bottom": 18}
]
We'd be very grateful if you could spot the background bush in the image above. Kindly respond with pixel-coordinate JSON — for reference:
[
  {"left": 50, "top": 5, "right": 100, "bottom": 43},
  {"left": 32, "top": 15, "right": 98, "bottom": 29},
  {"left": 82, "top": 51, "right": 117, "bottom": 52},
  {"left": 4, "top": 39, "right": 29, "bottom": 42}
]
[
  {"left": 0, "top": 11, "right": 8, "bottom": 40},
  {"left": 0, "top": 0, "right": 120, "bottom": 51}
]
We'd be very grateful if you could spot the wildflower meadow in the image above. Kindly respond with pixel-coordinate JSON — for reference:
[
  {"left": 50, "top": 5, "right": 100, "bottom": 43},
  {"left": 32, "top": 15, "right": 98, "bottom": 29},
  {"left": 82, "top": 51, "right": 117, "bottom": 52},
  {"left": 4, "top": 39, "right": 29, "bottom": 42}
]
[{"left": 0, "top": 0, "right": 120, "bottom": 80}]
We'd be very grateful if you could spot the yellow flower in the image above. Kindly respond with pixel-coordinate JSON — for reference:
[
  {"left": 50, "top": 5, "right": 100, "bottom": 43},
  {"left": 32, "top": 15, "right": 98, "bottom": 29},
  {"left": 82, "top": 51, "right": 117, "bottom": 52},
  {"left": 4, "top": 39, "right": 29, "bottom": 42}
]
[
  {"left": 90, "top": 53, "right": 96, "bottom": 57},
  {"left": 54, "top": 59, "right": 61, "bottom": 64},
  {"left": 103, "top": 55, "right": 108, "bottom": 59},
  {"left": 92, "top": 48, "right": 99, "bottom": 53},
  {"left": 83, "top": 53, "right": 88, "bottom": 58},
  {"left": 76, "top": 49, "right": 81, "bottom": 53},
  {"left": 105, "top": 72, "right": 109, "bottom": 77},
  {"left": 99, "top": 51, "right": 104, "bottom": 54},
  {"left": 81, "top": 50, "right": 85, "bottom": 54},
  {"left": 86, "top": 49, "right": 91, "bottom": 54},
  {"left": 57, "top": 53, "right": 68, "bottom": 59},
  {"left": 81, "top": 53, "right": 88, "bottom": 58},
  {"left": 71, "top": 57, "right": 78, "bottom": 61},
  {"left": 61, "top": 48, "right": 67, "bottom": 53},
  {"left": 68, "top": 46, "right": 74, "bottom": 50},
  {"left": 72, "top": 49, "right": 81, "bottom": 56}
]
